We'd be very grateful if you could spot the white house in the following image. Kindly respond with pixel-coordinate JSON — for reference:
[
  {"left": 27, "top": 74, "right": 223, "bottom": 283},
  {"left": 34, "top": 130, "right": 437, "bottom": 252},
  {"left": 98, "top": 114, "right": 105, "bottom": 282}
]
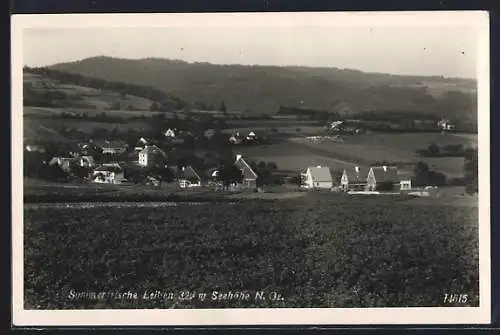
[
  {"left": 164, "top": 128, "right": 176, "bottom": 138},
  {"left": 134, "top": 137, "right": 149, "bottom": 152},
  {"left": 437, "top": 118, "right": 455, "bottom": 131},
  {"left": 92, "top": 163, "right": 125, "bottom": 184},
  {"left": 245, "top": 131, "right": 257, "bottom": 141},
  {"left": 175, "top": 166, "right": 202, "bottom": 188},
  {"left": 78, "top": 155, "right": 95, "bottom": 168},
  {"left": 301, "top": 165, "right": 333, "bottom": 189},
  {"left": 138, "top": 145, "right": 167, "bottom": 167}
]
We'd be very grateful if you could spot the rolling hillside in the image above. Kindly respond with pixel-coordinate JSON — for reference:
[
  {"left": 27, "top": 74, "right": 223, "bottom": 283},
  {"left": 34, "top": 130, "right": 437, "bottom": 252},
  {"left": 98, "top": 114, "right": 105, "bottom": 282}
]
[
  {"left": 48, "top": 56, "right": 477, "bottom": 119},
  {"left": 23, "top": 72, "right": 157, "bottom": 111}
]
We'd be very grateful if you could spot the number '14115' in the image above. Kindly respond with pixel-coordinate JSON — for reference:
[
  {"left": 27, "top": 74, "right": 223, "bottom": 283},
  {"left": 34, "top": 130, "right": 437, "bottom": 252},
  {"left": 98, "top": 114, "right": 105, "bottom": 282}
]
[{"left": 443, "top": 293, "right": 468, "bottom": 304}]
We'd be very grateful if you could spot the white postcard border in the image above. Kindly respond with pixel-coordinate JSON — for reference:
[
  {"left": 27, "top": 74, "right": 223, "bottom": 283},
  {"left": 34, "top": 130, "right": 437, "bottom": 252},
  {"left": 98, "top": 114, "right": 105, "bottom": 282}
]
[{"left": 11, "top": 11, "right": 491, "bottom": 326}]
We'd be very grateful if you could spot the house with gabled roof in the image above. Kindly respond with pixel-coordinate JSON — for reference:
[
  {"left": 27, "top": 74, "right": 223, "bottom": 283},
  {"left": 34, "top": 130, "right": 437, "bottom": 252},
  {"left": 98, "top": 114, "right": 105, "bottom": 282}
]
[
  {"left": 366, "top": 166, "right": 400, "bottom": 191},
  {"left": 301, "top": 165, "right": 333, "bottom": 189},
  {"left": 78, "top": 155, "right": 95, "bottom": 168},
  {"left": 164, "top": 128, "right": 176, "bottom": 138},
  {"left": 173, "top": 165, "right": 202, "bottom": 188},
  {"left": 134, "top": 137, "right": 150, "bottom": 152},
  {"left": 341, "top": 166, "right": 369, "bottom": 191},
  {"left": 48, "top": 157, "right": 75, "bottom": 173},
  {"left": 92, "top": 163, "right": 125, "bottom": 184},
  {"left": 138, "top": 145, "right": 167, "bottom": 167},
  {"left": 234, "top": 154, "right": 258, "bottom": 188}
]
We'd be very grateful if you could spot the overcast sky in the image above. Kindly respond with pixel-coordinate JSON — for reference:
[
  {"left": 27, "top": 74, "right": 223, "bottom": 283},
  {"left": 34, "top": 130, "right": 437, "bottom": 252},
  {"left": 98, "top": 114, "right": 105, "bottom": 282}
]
[{"left": 20, "top": 13, "right": 484, "bottom": 79}]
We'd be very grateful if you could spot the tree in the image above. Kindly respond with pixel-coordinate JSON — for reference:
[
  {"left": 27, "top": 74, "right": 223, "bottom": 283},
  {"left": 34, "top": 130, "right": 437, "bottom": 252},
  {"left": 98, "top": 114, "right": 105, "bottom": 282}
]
[
  {"left": 218, "top": 163, "right": 243, "bottom": 189},
  {"left": 220, "top": 101, "right": 227, "bottom": 115},
  {"left": 43, "top": 163, "right": 68, "bottom": 181},
  {"left": 149, "top": 102, "right": 160, "bottom": 111},
  {"left": 413, "top": 161, "right": 430, "bottom": 187},
  {"left": 427, "top": 143, "right": 440, "bottom": 156},
  {"left": 71, "top": 164, "right": 90, "bottom": 180},
  {"left": 267, "top": 162, "right": 278, "bottom": 171}
]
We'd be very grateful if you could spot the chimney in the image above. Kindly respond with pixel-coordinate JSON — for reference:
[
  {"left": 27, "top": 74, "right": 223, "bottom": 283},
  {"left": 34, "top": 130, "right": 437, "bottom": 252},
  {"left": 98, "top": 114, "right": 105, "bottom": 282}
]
[
  {"left": 236, "top": 154, "right": 242, "bottom": 161},
  {"left": 383, "top": 165, "right": 387, "bottom": 172}
]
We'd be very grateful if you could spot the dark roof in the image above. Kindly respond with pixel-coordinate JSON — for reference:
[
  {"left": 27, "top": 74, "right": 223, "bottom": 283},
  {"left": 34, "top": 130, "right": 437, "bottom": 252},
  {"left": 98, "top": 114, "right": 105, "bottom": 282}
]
[
  {"left": 235, "top": 157, "right": 258, "bottom": 179},
  {"left": 175, "top": 166, "right": 201, "bottom": 181},
  {"left": 370, "top": 166, "right": 399, "bottom": 183},
  {"left": 343, "top": 166, "right": 369, "bottom": 183},
  {"left": 94, "top": 164, "right": 123, "bottom": 173},
  {"left": 139, "top": 145, "right": 166, "bottom": 156},
  {"left": 397, "top": 170, "right": 413, "bottom": 181},
  {"left": 307, "top": 166, "right": 333, "bottom": 183}
]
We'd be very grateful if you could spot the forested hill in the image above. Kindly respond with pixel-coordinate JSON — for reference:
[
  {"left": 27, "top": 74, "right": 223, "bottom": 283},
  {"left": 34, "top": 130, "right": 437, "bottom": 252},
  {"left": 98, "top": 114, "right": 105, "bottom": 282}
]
[{"left": 48, "top": 56, "right": 477, "bottom": 119}]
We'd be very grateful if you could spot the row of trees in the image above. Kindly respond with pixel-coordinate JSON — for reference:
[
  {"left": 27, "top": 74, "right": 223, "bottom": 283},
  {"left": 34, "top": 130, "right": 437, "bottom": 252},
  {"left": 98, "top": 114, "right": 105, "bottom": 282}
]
[{"left": 417, "top": 143, "right": 476, "bottom": 157}]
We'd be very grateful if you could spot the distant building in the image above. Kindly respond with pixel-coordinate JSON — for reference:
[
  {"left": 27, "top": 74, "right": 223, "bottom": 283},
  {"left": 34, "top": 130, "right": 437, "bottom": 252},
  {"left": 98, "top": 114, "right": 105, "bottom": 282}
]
[
  {"left": 48, "top": 157, "right": 74, "bottom": 173},
  {"left": 25, "top": 144, "right": 46, "bottom": 153},
  {"left": 78, "top": 155, "right": 95, "bottom": 168},
  {"left": 164, "top": 128, "right": 176, "bottom": 138},
  {"left": 245, "top": 131, "right": 257, "bottom": 141},
  {"left": 174, "top": 166, "right": 202, "bottom": 188},
  {"left": 398, "top": 171, "right": 413, "bottom": 191},
  {"left": 134, "top": 137, "right": 150, "bottom": 152},
  {"left": 438, "top": 118, "right": 455, "bottom": 131},
  {"left": 341, "top": 166, "right": 369, "bottom": 192},
  {"left": 366, "top": 166, "right": 400, "bottom": 191},
  {"left": 138, "top": 145, "right": 167, "bottom": 167},
  {"left": 92, "top": 163, "right": 125, "bottom": 184},
  {"left": 100, "top": 141, "right": 128, "bottom": 155},
  {"left": 301, "top": 165, "right": 333, "bottom": 189},
  {"left": 229, "top": 131, "right": 243, "bottom": 145},
  {"left": 234, "top": 154, "right": 258, "bottom": 188}
]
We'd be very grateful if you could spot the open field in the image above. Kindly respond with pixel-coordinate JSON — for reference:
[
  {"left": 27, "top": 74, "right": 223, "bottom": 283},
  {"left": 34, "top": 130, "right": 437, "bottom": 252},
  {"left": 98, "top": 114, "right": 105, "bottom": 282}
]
[
  {"left": 225, "top": 119, "right": 321, "bottom": 127},
  {"left": 286, "top": 132, "right": 475, "bottom": 178},
  {"left": 222, "top": 126, "right": 326, "bottom": 137},
  {"left": 23, "top": 106, "right": 164, "bottom": 119},
  {"left": 23, "top": 114, "right": 153, "bottom": 142},
  {"left": 24, "top": 73, "right": 155, "bottom": 110},
  {"left": 235, "top": 142, "right": 357, "bottom": 173},
  {"left": 24, "top": 194, "right": 479, "bottom": 309}
]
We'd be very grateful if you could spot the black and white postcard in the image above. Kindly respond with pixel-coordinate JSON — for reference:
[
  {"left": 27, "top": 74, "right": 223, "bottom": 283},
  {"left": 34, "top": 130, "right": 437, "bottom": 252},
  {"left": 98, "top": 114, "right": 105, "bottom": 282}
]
[{"left": 11, "top": 11, "right": 491, "bottom": 326}]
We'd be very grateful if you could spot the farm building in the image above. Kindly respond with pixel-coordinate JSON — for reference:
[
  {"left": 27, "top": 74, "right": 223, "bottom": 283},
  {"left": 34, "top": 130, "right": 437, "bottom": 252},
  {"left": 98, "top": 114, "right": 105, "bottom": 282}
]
[
  {"left": 341, "top": 166, "right": 369, "bottom": 192},
  {"left": 100, "top": 141, "right": 128, "bottom": 155},
  {"left": 174, "top": 166, "right": 202, "bottom": 188},
  {"left": 301, "top": 165, "right": 333, "bottom": 189},
  {"left": 138, "top": 145, "right": 167, "bottom": 167},
  {"left": 234, "top": 154, "right": 258, "bottom": 188},
  {"left": 92, "top": 163, "right": 125, "bottom": 184}
]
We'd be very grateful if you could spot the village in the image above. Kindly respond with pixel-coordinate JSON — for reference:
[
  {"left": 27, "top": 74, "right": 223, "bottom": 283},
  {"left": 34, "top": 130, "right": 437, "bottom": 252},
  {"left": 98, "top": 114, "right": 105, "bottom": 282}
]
[{"left": 24, "top": 120, "right": 454, "bottom": 199}]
